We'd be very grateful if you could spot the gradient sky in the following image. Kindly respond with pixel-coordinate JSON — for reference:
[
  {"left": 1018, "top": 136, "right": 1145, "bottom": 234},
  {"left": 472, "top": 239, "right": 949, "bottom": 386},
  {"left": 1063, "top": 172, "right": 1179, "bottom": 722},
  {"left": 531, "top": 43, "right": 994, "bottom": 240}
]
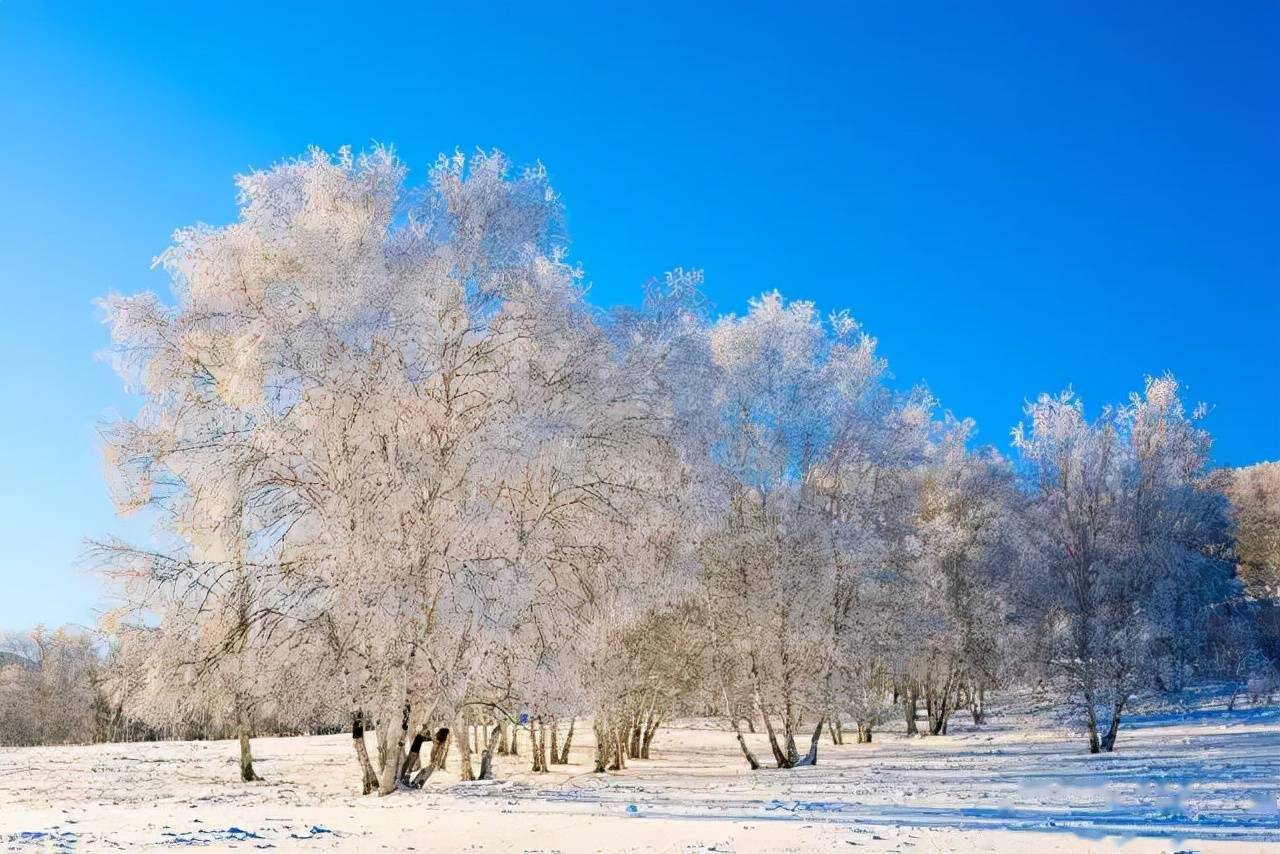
[{"left": 1, "top": 1, "right": 1277, "bottom": 632}]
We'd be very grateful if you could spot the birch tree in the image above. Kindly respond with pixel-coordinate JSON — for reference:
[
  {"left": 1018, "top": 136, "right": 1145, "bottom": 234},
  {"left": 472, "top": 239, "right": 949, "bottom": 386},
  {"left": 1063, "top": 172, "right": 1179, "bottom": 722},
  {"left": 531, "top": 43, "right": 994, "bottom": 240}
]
[
  {"left": 698, "top": 292, "right": 927, "bottom": 766},
  {"left": 1012, "top": 376, "right": 1233, "bottom": 751}
]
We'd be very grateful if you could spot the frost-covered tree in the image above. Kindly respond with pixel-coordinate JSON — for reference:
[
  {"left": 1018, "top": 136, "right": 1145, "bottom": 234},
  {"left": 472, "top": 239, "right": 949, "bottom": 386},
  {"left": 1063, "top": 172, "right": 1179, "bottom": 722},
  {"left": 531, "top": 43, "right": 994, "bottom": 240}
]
[
  {"left": 898, "top": 425, "right": 1021, "bottom": 735},
  {"left": 97, "top": 213, "right": 322, "bottom": 780},
  {"left": 1228, "top": 462, "right": 1280, "bottom": 600},
  {"left": 98, "top": 146, "right": 692, "bottom": 793},
  {"left": 1012, "top": 376, "right": 1234, "bottom": 752},
  {"left": 0, "top": 627, "right": 103, "bottom": 747},
  {"left": 1224, "top": 462, "right": 1280, "bottom": 674},
  {"left": 695, "top": 292, "right": 932, "bottom": 766}
]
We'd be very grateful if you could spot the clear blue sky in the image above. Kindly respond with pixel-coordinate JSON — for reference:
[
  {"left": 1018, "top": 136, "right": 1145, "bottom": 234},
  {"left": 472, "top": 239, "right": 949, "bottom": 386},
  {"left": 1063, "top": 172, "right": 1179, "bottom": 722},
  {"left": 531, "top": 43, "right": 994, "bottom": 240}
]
[{"left": 1, "top": 2, "right": 1276, "bottom": 632}]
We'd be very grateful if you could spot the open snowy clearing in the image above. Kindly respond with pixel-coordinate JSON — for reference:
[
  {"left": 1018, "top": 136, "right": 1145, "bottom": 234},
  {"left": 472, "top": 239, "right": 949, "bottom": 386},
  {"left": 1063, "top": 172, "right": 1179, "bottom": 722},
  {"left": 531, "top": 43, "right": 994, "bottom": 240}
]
[{"left": 3, "top": 703, "right": 1279, "bottom": 853}]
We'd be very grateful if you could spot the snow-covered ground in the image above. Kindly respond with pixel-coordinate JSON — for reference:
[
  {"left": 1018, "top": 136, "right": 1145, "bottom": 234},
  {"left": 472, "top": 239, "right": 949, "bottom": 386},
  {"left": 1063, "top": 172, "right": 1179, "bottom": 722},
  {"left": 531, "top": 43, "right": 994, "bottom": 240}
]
[{"left": 3, "top": 700, "right": 1279, "bottom": 852}]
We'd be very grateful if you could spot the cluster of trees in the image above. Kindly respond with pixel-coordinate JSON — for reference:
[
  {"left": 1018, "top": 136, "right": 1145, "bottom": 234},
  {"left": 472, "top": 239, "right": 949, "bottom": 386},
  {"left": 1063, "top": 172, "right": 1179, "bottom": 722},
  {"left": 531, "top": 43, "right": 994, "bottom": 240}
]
[
  {"left": 42, "top": 147, "right": 1273, "bottom": 788},
  {"left": 0, "top": 627, "right": 108, "bottom": 746},
  {"left": 1227, "top": 462, "right": 1280, "bottom": 678}
]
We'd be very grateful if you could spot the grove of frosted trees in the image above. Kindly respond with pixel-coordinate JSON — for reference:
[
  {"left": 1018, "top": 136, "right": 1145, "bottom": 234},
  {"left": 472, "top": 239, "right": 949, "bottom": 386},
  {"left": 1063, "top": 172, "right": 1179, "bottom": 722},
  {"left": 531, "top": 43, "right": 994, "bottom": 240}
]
[{"left": 65, "top": 147, "right": 1273, "bottom": 790}]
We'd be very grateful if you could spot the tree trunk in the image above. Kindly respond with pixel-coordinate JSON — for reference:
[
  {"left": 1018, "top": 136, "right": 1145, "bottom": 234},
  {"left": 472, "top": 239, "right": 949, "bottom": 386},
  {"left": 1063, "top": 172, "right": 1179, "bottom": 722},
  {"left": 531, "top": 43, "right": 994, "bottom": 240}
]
[
  {"left": 433, "top": 727, "right": 452, "bottom": 770},
  {"left": 761, "top": 713, "right": 791, "bottom": 768},
  {"left": 1100, "top": 698, "right": 1125, "bottom": 752},
  {"left": 457, "top": 714, "right": 476, "bottom": 780},
  {"left": 793, "top": 717, "right": 825, "bottom": 766},
  {"left": 351, "top": 712, "right": 378, "bottom": 795},
  {"left": 928, "top": 675, "right": 953, "bottom": 736},
  {"left": 641, "top": 715, "right": 660, "bottom": 759},
  {"left": 971, "top": 684, "right": 986, "bottom": 725},
  {"left": 478, "top": 724, "right": 502, "bottom": 780},
  {"left": 592, "top": 718, "right": 609, "bottom": 773},
  {"left": 378, "top": 701, "right": 411, "bottom": 795},
  {"left": 627, "top": 713, "right": 642, "bottom": 758},
  {"left": 532, "top": 717, "right": 548, "bottom": 772},
  {"left": 559, "top": 718, "right": 575, "bottom": 764},
  {"left": 549, "top": 717, "right": 560, "bottom": 764},
  {"left": 410, "top": 727, "right": 449, "bottom": 788},
  {"left": 374, "top": 719, "right": 390, "bottom": 782},
  {"left": 1084, "top": 696, "right": 1102, "bottom": 754},
  {"left": 399, "top": 725, "right": 429, "bottom": 784},
  {"left": 754, "top": 687, "right": 791, "bottom": 767},
  {"left": 497, "top": 720, "right": 510, "bottom": 755},
  {"left": 904, "top": 689, "right": 919, "bottom": 736},
  {"left": 783, "top": 713, "right": 800, "bottom": 766},
  {"left": 856, "top": 723, "right": 872, "bottom": 743},
  {"left": 238, "top": 724, "right": 260, "bottom": 782},
  {"left": 728, "top": 713, "right": 760, "bottom": 770},
  {"left": 608, "top": 724, "right": 627, "bottom": 770},
  {"left": 509, "top": 722, "right": 519, "bottom": 756},
  {"left": 750, "top": 651, "right": 791, "bottom": 768}
]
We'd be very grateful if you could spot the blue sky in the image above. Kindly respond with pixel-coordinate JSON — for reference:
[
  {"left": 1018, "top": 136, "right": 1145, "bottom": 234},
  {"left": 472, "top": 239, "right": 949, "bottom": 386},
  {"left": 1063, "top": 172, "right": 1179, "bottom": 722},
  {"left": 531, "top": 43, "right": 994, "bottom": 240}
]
[{"left": 1, "top": 1, "right": 1276, "bottom": 632}]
